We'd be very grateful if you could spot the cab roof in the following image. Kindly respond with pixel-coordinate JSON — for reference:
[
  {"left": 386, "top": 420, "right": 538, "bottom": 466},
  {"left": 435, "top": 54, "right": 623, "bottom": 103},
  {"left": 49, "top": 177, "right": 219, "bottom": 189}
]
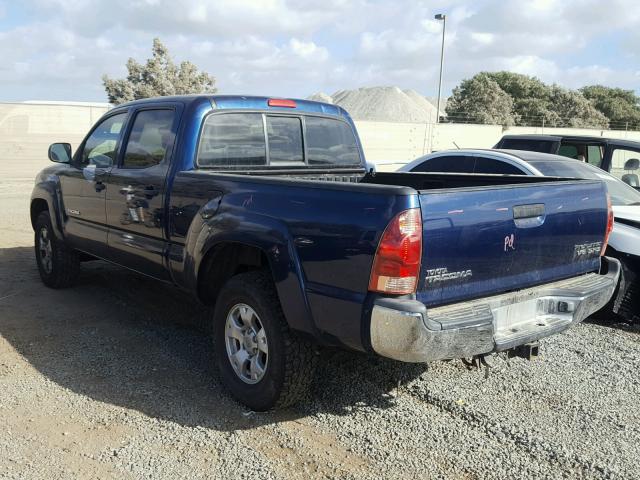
[
  {"left": 116, "top": 94, "right": 349, "bottom": 119},
  {"left": 500, "top": 133, "right": 640, "bottom": 149}
]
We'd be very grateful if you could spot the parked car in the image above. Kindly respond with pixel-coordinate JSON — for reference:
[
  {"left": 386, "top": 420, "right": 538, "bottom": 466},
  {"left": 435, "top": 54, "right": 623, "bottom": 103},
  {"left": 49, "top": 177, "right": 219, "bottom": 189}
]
[
  {"left": 31, "top": 96, "right": 619, "bottom": 410},
  {"left": 494, "top": 134, "right": 640, "bottom": 189},
  {"left": 401, "top": 149, "right": 639, "bottom": 322}
]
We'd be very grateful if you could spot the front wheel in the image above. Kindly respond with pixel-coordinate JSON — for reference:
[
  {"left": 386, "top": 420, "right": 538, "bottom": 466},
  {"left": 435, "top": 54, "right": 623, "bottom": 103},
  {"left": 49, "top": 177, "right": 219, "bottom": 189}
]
[
  {"left": 213, "top": 271, "right": 317, "bottom": 411},
  {"left": 34, "top": 211, "right": 80, "bottom": 288}
]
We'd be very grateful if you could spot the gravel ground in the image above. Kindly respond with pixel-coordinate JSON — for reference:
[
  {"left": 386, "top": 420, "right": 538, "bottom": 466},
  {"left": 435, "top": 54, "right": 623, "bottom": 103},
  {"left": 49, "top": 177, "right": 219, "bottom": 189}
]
[{"left": 1, "top": 177, "right": 639, "bottom": 479}]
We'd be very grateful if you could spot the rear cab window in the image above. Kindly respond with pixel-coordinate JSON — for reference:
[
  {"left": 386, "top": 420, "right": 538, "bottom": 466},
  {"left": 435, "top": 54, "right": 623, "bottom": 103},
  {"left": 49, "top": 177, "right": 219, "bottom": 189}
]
[
  {"left": 473, "top": 157, "right": 526, "bottom": 174},
  {"left": 410, "top": 155, "right": 475, "bottom": 173},
  {"left": 266, "top": 116, "right": 304, "bottom": 166},
  {"left": 196, "top": 112, "right": 361, "bottom": 169}
]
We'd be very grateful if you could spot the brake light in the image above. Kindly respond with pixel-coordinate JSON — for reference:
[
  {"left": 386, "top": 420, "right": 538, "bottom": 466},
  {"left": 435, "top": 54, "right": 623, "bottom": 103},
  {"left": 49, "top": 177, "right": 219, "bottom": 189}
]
[
  {"left": 268, "top": 98, "right": 297, "bottom": 108},
  {"left": 369, "top": 208, "right": 422, "bottom": 294},
  {"left": 601, "top": 193, "right": 614, "bottom": 256}
]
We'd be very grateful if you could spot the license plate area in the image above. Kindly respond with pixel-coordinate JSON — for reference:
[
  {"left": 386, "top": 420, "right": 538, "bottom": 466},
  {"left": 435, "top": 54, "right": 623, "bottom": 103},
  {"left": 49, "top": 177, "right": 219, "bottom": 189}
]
[{"left": 492, "top": 299, "right": 542, "bottom": 336}]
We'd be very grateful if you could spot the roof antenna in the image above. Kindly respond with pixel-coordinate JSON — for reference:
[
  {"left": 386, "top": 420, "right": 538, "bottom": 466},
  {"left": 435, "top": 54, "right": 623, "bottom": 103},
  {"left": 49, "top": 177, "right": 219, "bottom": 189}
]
[{"left": 453, "top": 141, "right": 460, "bottom": 149}]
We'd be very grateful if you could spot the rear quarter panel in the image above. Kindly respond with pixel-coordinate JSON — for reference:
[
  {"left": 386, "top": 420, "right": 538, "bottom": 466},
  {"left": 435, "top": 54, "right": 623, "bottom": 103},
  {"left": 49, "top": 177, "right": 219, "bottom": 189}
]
[{"left": 169, "top": 172, "right": 416, "bottom": 350}]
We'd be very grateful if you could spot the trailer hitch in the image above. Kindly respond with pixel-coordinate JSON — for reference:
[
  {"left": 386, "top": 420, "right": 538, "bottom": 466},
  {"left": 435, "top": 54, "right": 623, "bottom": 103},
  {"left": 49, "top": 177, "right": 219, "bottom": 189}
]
[
  {"left": 462, "top": 343, "right": 540, "bottom": 378},
  {"left": 507, "top": 342, "right": 540, "bottom": 361}
]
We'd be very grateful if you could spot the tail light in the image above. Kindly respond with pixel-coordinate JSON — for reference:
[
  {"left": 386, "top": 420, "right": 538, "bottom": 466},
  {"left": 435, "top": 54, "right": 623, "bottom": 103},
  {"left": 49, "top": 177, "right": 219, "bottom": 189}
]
[
  {"left": 369, "top": 208, "right": 422, "bottom": 294},
  {"left": 601, "top": 193, "right": 614, "bottom": 256}
]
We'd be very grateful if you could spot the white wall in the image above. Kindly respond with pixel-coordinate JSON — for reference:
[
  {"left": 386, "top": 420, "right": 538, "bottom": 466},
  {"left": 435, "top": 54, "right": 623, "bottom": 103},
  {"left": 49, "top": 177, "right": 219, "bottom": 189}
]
[
  {"left": 0, "top": 102, "right": 110, "bottom": 181},
  {"left": 355, "top": 120, "right": 640, "bottom": 172},
  {"left": 2, "top": 102, "right": 640, "bottom": 179}
]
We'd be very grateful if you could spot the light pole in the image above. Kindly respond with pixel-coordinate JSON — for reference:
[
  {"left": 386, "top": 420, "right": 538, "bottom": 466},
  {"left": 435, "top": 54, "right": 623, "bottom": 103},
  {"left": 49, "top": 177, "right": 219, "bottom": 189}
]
[{"left": 434, "top": 13, "right": 446, "bottom": 124}]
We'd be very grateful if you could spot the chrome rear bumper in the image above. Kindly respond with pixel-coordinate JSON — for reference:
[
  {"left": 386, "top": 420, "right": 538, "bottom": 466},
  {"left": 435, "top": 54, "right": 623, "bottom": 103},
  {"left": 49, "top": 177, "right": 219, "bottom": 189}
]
[{"left": 370, "top": 257, "right": 620, "bottom": 363}]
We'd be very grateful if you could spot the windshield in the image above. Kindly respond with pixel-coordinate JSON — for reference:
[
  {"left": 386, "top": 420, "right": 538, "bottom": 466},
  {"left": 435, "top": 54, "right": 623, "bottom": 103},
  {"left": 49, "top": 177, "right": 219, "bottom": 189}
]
[{"left": 527, "top": 160, "right": 640, "bottom": 207}]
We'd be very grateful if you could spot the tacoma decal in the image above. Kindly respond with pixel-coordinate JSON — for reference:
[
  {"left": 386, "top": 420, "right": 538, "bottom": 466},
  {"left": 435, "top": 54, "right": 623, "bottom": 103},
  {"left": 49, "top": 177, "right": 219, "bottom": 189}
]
[
  {"left": 573, "top": 241, "right": 602, "bottom": 259},
  {"left": 425, "top": 267, "right": 473, "bottom": 284}
]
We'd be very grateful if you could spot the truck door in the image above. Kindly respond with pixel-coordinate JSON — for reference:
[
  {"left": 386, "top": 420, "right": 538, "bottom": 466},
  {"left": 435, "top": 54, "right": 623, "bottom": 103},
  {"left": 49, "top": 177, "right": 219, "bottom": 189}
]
[
  {"left": 60, "top": 112, "right": 128, "bottom": 257},
  {"left": 104, "top": 106, "right": 181, "bottom": 279}
]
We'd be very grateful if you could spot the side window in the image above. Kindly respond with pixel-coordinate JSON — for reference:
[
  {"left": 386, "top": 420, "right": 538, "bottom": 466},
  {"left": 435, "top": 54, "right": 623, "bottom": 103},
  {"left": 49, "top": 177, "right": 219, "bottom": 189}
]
[
  {"left": 410, "top": 155, "right": 475, "bottom": 173},
  {"left": 266, "top": 116, "right": 304, "bottom": 165},
  {"left": 80, "top": 113, "right": 127, "bottom": 168},
  {"left": 586, "top": 145, "right": 603, "bottom": 167},
  {"left": 558, "top": 144, "right": 578, "bottom": 159},
  {"left": 474, "top": 157, "right": 526, "bottom": 175},
  {"left": 610, "top": 148, "right": 640, "bottom": 186},
  {"left": 197, "top": 113, "right": 266, "bottom": 167},
  {"left": 122, "top": 110, "right": 176, "bottom": 169},
  {"left": 559, "top": 142, "right": 603, "bottom": 166}
]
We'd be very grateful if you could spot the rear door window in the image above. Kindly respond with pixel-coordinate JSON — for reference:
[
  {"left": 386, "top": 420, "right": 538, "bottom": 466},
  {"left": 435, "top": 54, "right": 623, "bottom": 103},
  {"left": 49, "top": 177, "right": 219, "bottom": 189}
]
[
  {"left": 122, "top": 109, "right": 176, "bottom": 168},
  {"left": 410, "top": 155, "right": 475, "bottom": 173}
]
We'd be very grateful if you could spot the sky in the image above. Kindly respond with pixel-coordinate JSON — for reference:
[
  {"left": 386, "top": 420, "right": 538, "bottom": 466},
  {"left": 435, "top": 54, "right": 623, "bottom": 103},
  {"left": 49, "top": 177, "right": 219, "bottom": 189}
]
[{"left": 0, "top": 0, "right": 638, "bottom": 103}]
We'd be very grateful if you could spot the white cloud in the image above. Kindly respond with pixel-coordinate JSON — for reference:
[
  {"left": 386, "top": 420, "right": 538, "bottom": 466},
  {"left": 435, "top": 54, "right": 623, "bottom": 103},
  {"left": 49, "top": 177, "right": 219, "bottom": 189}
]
[
  {"left": 288, "top": 39, "right": 329, "bottom": 61},
  {"left": 0, "top": 0, "right": 638, "bottom": 101}
]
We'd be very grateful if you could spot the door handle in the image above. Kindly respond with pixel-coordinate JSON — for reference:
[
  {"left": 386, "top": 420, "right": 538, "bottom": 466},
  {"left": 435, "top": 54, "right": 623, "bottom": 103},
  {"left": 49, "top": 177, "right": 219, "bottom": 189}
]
[
  {"left": 513, "top": 203, "right": 545, "bottom": 228},
  {"left": 95, "top": 182, "right": 106, "bottom": 192}
]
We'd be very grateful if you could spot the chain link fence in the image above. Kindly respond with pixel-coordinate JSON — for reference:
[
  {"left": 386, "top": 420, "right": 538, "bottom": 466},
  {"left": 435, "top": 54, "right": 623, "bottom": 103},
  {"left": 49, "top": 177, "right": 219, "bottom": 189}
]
[{"left": 441, "top": 112, "right": 640, "bottom": 131}]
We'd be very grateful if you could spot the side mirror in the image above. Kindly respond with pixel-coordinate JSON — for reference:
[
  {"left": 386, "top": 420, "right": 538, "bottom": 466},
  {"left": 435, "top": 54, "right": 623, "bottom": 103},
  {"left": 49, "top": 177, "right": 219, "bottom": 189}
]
[
  {"left": 48, "top": 143, "right": 72, "bottom": 163},
  {"left": 624, "top": 158, "right": 639, "bottom": 171}
]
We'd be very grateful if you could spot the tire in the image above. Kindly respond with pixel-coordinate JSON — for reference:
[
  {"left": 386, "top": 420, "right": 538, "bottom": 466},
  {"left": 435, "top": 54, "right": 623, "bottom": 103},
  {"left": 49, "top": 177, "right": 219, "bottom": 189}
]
[
  {"left": 34, "top": 211, "right": 80, "bottom": 288},
  {"left": 595, "top": 257, "right": 639, "bottom": 324},
  {"left": 212, "top": 270, "right": 317, "bottom": 411},
  {"left": 617, "top": 279, "right": 640, "bottom": 324}
]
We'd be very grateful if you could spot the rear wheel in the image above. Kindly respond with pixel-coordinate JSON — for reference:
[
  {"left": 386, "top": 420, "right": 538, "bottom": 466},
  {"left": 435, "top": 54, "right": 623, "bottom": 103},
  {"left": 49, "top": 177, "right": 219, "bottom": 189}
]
[
  {"left": 34, "top": 211, "right": 80, "bottom": 288},
  {"left": 213, "top": 270, "right": 317, "bottom": 411}
]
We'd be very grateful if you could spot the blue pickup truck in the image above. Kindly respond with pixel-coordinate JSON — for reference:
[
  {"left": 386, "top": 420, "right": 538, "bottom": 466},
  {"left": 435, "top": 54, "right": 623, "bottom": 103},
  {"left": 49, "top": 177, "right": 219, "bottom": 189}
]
[{"left": 32, "top": 95, "right": 619, "bottom": 410}]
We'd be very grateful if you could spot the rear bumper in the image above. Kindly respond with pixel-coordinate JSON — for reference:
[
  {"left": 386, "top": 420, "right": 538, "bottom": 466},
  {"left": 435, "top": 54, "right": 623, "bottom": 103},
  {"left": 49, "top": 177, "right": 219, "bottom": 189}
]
[{"left": 370, "top": 257, "right": 621, "bottom": 363}]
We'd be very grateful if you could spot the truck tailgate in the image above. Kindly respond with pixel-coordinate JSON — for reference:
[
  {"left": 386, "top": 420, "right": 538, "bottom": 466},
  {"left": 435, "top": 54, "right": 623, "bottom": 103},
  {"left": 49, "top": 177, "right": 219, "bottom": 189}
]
[{"left": 417, "top": 180, "right": 608, "bottom": 307}]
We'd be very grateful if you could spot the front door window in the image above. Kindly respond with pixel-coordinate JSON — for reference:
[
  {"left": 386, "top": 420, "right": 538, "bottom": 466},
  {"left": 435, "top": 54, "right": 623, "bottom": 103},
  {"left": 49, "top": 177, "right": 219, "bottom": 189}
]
[{"left": 80, "top": 113, "right": 127, "bottom": 168}]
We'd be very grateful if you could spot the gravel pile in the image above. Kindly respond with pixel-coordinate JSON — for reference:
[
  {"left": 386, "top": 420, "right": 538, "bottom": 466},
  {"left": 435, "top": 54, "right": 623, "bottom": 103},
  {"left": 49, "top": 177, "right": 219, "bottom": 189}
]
[
  {"left": 308, "top": 87, "right": 440, "bottom": 123},
  {"left": 307, "top": 92, "right": 334, "bottom": 104},
  {"left": 1, "top": 179, "right": 639, "bottom": 479}
]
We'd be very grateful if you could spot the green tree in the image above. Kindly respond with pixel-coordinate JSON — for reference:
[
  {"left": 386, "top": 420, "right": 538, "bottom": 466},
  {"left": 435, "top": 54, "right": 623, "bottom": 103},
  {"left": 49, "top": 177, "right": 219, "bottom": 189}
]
[
  {"left": 103, "top": 38, "right": 217, "bottom": 105},
  {"left": 547, "top": 85, "right": 609, "bottom": 128},
  {"left": 446, "top": 71, "right": 610, "bottom": 128},
  {"left": 580, "top": 85, "right": 640, "bottom": 129},
  {"left": 485, "top": 72, "right": 554, "bottom": 125},
  {"left": 445, "top": 73, "right": 516, "bottom": 126}
]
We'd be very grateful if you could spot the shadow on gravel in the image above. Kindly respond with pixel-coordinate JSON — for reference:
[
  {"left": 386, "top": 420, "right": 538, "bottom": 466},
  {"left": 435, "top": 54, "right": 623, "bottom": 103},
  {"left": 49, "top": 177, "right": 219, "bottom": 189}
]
[
  {"left": 584, "top": 315, "right": 640, "bottom": 334},
  {"left": 0, "top": 246, "right": 426, "bottom": 431}
]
